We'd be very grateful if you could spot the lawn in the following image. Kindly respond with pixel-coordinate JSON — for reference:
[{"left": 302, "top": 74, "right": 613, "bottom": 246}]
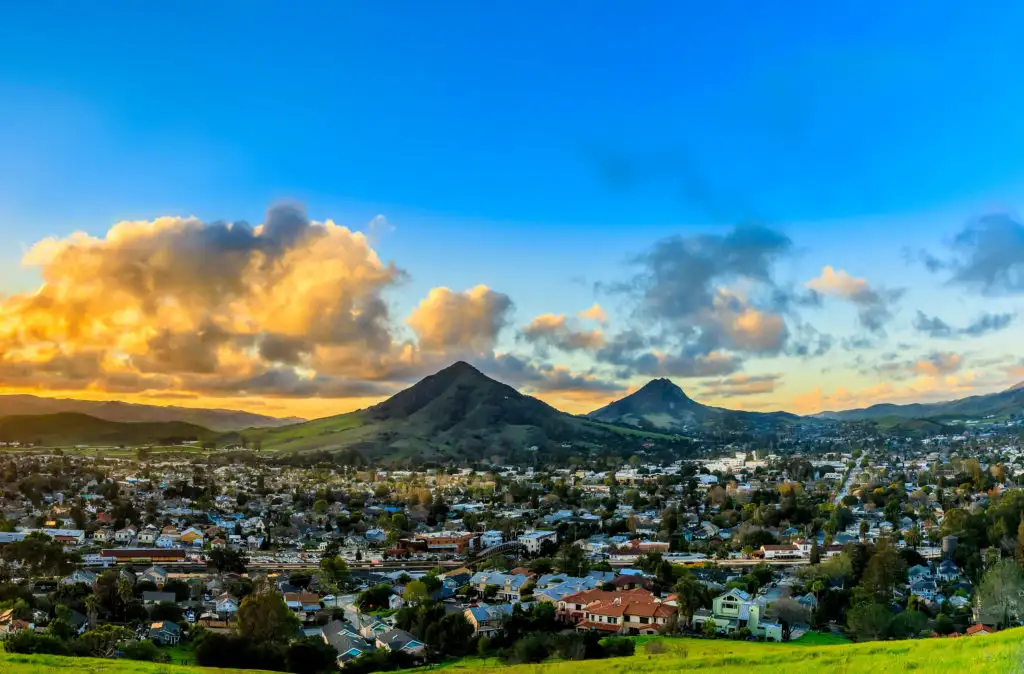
[
  {"left": 790, "top": 631, "right": 851, "bottom": 646},
  {"left": 161, "top": 642, "right": 198, "bottom": 666}
]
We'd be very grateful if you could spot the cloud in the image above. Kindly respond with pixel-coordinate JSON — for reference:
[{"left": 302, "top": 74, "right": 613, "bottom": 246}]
[
  {"left": 911, "top": 311, "right": 953, "bottom": 338},
  {"left": 598, "top": 224, "right": 793, "bottom": 376},
  {"left": 698, "top": 373, "right": 782, "bottom": 398},
  {"left": 913, "top": 310, "right": 1015, "bottom": 339},
  {"left": 521, "top": 313, "right": 605, "bottom": 355},
  {"left": 0, "top": 204, "right": 526, "bottom": 402},
  {"left": 912, "top": 351, "right": 964, "bottom": 377},
  {"left": 805, "top": 265, "right": 903, "bottom": 333},
  {"left": 962, "top": 312, "right": 1015, "bottom": 337},
  {"left": 791, "top": 371, "right": 988, "bottom": 414},
  {"left": 0, "top": 203, "right": 421, "bottom": 399},
  {"left": 406, "top": 285, "right": 513, "bottom": 354},
  {"left": 578, "top": 303, "right": 608, "bottom": 325},
  {"left": 940, "top": 213, "right": 1024, "bottom": 295}
]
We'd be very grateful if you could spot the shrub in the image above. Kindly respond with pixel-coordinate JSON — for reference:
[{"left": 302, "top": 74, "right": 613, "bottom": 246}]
[
  {"left": 121, "top": 640, "right": 171, "bottom": 663},
  {"left": 3, "top": 630, "right": 71, "bottom": 656},
  {"left": 644, "top": 640, "right": 668, "bottom": 655},
  {"left": 601, "top": 637, "right": 635, "bottom": 658}
]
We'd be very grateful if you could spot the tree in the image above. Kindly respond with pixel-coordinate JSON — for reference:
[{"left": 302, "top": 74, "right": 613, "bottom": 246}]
[
  {"left": 856, "top": 541, "right": 906, "bottom": 604},
  {"left": 235, "top": 590, "right": 301, "bottom": 643},
  {"left": 209, "top": 548, "right": 248, "bottom": 574},
  {"left": 976, "top": 558, "right": 1024, "bottom": 629},
  {"left": 1015, "top": 518, "right": 1024, "bottom": 569},
  {"left": 357, "top": 584, "right": 394, "bottom": 611},
  {"left": 403, "top": 580, "right": 428, "bottom": 606},
  {"left": 846, "top": 602, "right": 891, "bottom": 641},
  {"left": 768, "top": 597, "right": 809, "bottom": 641},
  {"left": 890, "top": 609, "right": 928, "bottom": 639},
  {"left": 320, "top": 554, "right": 350, "bottom": 586},
  {"left": 556, "top": 543, "right": 588, "bottom": 577},
  {"left": 674, "top": 575, "right": 705, "bottom": 629},
  {"left": 286, "top": 636, "right": 338, "bottom": 674},
  {"left": 904, "top": 525, "right": 921, "bottom": 550},
  {"left": 78, "top": 625, "right": 134, "bottom": 658},
  {"left": 809, "top": 538, "right": 821, "bottom": 565},
  {"left": 116, "top": 578, "right": 134, "bottom": 621}
]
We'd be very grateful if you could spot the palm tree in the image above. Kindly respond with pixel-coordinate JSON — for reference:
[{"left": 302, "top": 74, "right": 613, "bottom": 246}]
[
  {"left": 116, "top": 578, "right": 133, "bottom": 623},
  {"left": 84, "top": 594, "right": 98, "bottom": 629}
]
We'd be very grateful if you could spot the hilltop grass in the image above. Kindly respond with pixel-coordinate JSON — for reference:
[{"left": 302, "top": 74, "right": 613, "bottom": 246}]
[
  {"left": 3, "top": 629, "right": 1023, "bottom": 673},
  {"left": 418, "top": 629, "right": 1024, "bottom": 674}
]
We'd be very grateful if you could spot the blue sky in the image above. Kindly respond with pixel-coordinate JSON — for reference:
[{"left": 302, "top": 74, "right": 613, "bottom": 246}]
[{"left": 0, "top": 3, "right": 1022, "bottom": 418}]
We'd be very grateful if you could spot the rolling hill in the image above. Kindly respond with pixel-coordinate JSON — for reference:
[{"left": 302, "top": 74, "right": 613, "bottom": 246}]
[
  {"left": 818, "top": 382, "right": 1024, "bottom": 422},
  {"left": 587, "top": 378, "right": 808, "bottom": 432},
  {"left": 1, "top": 627, "right": 1022, "bottom": 673},
  {"left": 252, "top": 361, "right": 667, "bottom": 460},
  {"left": 0, "top": 413, "right": 217, "bottom": 447},
  {"left": 0, "top": 394, "right": 301, "bottom": 431}
]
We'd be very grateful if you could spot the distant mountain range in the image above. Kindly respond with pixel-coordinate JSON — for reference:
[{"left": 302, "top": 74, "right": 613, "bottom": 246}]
[
  {"left": 816, "top": 382, "right": 1024, "bottom": 422},
  {"left": 586, "top": 378, "right": 806, "bottom": 432},
  {"left": 0, "top": 364, "right": 1020, "bottom": 457},
  {"left": 0, "top": 394, "right": 302, "bottom": 432},
  {"left": 0, "top": 413, "right": 216, "bottom": 447},
  {"left": 249, "top": 361, "right": 636, "bottom": 461}
]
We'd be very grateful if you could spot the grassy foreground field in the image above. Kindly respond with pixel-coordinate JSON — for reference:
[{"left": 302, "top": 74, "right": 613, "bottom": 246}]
[{"left": 3, "top": 629, "right": 1023, "bottom": 673}]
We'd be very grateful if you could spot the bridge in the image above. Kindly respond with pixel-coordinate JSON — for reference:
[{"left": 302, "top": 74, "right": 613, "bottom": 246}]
[{"left": 470, "top": 541, "right": 524, "bottom": 561}]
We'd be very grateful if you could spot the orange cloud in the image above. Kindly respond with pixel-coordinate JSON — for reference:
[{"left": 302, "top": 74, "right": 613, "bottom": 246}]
[
  {"left": 522, "top": 313, "right": 605, "bottom": 352},
  {"left": 406, "top": 285, "right": 512, "bottom": 353},
  {"left": 806, "top": 265, "right": 871, "bottom": 299},
  {"left": 578, "top": 303, "right": 608, "bottom": 325}
]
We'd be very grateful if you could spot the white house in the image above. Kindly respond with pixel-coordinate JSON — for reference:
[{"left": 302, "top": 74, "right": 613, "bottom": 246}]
[{"left": 518, "top": 530, "right": 557, "bottom": 554}]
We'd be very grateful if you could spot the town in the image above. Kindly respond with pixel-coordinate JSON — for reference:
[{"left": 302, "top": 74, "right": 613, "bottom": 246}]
[{"left": 0, "top": 422, "right": 1022, "bottom": 672}]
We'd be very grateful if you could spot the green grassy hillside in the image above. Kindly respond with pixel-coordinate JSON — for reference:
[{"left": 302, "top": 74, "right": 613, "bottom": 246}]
[
  {"left": 0, "top": 412, "right": 218, "bottom": 447},
  {"left": 3, "top": 629, "right": 1023, "bottom": 673},
  {"left": 250, "top": 362, "right": 675, "bottom": 461}
]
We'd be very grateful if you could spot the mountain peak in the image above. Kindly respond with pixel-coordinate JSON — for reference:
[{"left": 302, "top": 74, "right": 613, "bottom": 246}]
[
  {"left": 1008, "top": 380, "right": 1024, "bottom": 393},
  {"left": 637, "top": 377, "right": 691, "bottom": 400}
]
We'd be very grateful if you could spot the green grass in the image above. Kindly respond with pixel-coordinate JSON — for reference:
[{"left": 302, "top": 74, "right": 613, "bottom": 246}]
[
  {"left": 420, "top": 628, "right": 1024, "bottom": 674},
  {"left": 790, "top": 631, "right": 851, "bottom": 646},
  {"left": 3, "top": 629, "right": 1024, "bottom": 673},
  {"left": 161, "top": 643, "right": 197, "bottom": 666}
]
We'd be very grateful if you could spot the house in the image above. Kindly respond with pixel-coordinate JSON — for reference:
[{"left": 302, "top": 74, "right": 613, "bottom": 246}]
[
  {"left": 0, "top": 608, "right": 29, "bottom": 637},
  {"left": 518, "top": 530, "right": 557, "bottom": 554},
  {"left": 481, "top": 531, "right": 504, "bottom": 548},
  {"left": 142, "top": 591, "right": 178, "bottom": 605},
  {"left": 966, "top": 624, "right": 996, "bottom": 636},
  {"left": 572, "top": 590, "right": 676, "bottom": 636},
  {"left": 214, "top": 593, "right": 240, "bottom": 617},
  {"left": 179, "top": 527, "right": 205, "bottom": 547},
  {"left": 464, "top": 604, "right": 515, "bottom": 636},
  {"left": 155, "top": 534, "right": 178, "bottom": 549},
  {"left": 149, "top": 621, "right": 182, "bottom": 645},
  {"left": 65, "top": 569, "right": 98, "bottom": 587},
  {"left": 936, "top": 560, "right": 961, "bottom": 582},
  {"left": 92, "top": 528, "right": 111, "bottom": 544},
  {"left": 375, "top": 628, "right": 425, "bottom": 656},
  {"left": 691, "top": 588, "right": 783, "bottom": 641},
  {"left": 320, "top": 620, "right": 376, "bottom": 667},
  {"left": 388, "top": 594, "right": 405, "bottom": 610},
  {"left": 114, "top": 526, "right": 137, "bottom": 543},
  {"left": 557, "top": 588, "right": 654, "bottom": 624},
  {"left": 284, "top": 592, "right": 322, "bottom": 616},
  {"left": 468, "top": 571, "right": 531, "bottom": 602},
  {"left": 140, "top": 565, "right": 169, "bottom": 587},
  {"left": 910, "top": 579, "right": 938, "bottom": 602},
  {"left": 138, "top": 527, "right": 158, "bottom": 545}
]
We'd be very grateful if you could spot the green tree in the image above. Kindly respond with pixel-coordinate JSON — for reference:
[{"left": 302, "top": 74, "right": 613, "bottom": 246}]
[
  {"left": 235, "top": 590, "right": 301, "bottom": 643},
  {"left": 78, "top": 625, "right": 134, "bottom": 658},
  {"left": 976, "top": 558, "right": 1024, "bottom": 629},
  {"left": 402, "top": 580, "right": 428, "bottom": 606},
  {"left": 846, "top": 602, "right": 891, "bottom": 641}
]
